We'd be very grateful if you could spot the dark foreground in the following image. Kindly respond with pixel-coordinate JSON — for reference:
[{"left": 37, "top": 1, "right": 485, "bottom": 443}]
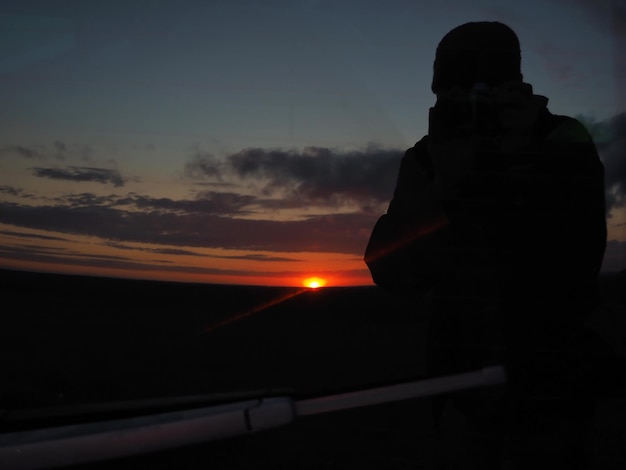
[{"left": 1, "top": 269, "right": 625, "bottom": 468}]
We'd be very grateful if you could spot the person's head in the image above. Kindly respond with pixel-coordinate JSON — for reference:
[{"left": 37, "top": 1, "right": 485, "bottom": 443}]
[{"left": 432, "top": 22, "right": 523, "bottom": 94}]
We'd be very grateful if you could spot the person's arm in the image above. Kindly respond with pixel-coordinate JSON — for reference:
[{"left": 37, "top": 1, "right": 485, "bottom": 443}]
[
  {"left": 365, "top": 87, "right": 499, "bottom": 293},
  {"left": 364, "top": 139, "right": 453, "bottom": 294}
]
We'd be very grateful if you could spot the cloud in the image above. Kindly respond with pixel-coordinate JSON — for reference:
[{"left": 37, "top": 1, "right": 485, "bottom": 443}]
[
  {"left": 222, "top": 253, "right": 300, "bottom": 262},
  {"left": 57, "top": 192, "right": 123, "bottom": 208},
  {"left": 104, "top": 242, "right": 300, "bottom": 261},
  {"left": 104, "top": 242, "right": 208, "bottom": 256},
  {"left": 1, "top": 141, "right": 98, "bottom": 162},
  {"left": 0, "top": 244, "right": 71, "bottom": 260},
  {"left": 0, "top": 201, "right": 377, "bottom": 255},
  {"left": 0, "top": 238, "right": 366, "bottom": 280},
  {"left": 0, "top": 186, "right": 22, "bottom": 197},
  {"left": 121, "top": 192, "right": 255, "bottom": 215},
  {"left": 0, "top": 244, "right": 262, "bottom": 277},
  {"left": 31, "top": 166, "right": 127, "bottom": 187},
  {"left": 0, "top": 230, "right": 69, "bottom": 242},
  {"left": 186, "top": 146, "right": 402, "bottom": 213},
  {"left": 0, "top": 185, "right": 35, "bottom": 199},
  {"left": 185, "top": 151, "right": 224, "bottom": 180},
  {"left": 0, "top": 145, "right": 44, "bottom": 160},
  {"left": 46, "top": 191, "right": 256, "bottom": 216},
  {"left": 579, "top": 112, "right": 626, "bottom": 213}
]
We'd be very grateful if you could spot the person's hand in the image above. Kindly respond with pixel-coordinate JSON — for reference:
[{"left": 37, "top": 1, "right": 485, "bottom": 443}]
[
  {"left": 491, "top": 81, "right": 541, "bottom": 152},
  {"left": 428, "top": 88, "right": 480, "bottom": 199},
  {"left": 428, "top": 82, "right": 544, "bottom": 199}
]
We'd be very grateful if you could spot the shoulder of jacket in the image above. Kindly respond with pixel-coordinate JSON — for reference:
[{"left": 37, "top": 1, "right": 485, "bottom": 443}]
[
  {"left": 403, "top": 136, "right": 433, "bottom": 175},
  {"left": 539, "top": 111, "right": 593, "bottom": 144}
]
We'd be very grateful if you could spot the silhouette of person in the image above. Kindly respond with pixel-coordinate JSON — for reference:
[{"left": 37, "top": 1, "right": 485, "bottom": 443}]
[{"left": 365, "top": 22, "right": 608, "bottom": 469}]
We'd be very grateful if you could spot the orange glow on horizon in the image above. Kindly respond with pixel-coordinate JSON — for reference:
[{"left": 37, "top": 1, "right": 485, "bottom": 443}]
[
  {"left": 0, "top": 224, "right": 378, "bottom": 287},
  {"left": 1, "top": 260, "right": 376, "bottom": 287}
]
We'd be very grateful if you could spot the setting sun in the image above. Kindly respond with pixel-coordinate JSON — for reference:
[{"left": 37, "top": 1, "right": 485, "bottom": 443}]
[{"left": 303, "top": 277, "right": 327, "bottom": 289}]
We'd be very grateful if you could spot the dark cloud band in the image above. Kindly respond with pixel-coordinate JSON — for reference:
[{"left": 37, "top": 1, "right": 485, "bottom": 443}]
[
  {"left": 31, "top": 166, "right": 126, "bottom": 187},
  {"left": 186, "top": 146, "right": 402, "bottom": 212},
  {"left": 0, "top": 201, "right": 377, "bottom": 255}
]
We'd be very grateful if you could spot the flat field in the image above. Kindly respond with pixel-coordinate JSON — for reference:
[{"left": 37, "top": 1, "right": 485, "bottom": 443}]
[{"left": 1, "top": 269, "right": 624, "bottom": 468}]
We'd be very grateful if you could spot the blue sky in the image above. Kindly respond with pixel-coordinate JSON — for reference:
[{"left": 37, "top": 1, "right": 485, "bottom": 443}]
[{"left": 0, "top": 0, "right": 624, "bottom": 285}]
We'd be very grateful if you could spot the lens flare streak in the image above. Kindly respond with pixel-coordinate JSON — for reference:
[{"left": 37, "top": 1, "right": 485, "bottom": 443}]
[{"left": 204, "top": 288, "right": 309, "bottom": 333}]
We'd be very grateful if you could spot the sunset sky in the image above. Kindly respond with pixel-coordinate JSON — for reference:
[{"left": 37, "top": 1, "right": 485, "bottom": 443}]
[{"left": 0, "top": 0, "right": 625, "bottom": 286}]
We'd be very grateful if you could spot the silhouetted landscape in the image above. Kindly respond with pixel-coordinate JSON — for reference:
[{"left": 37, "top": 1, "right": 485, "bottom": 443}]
[{"left": 1, "top": 268, "right": 625, "bottom": 468}]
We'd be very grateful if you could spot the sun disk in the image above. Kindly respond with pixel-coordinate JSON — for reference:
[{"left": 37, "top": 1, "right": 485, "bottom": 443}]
[{"left": 303, "top": 277, "right": 326, "bottom": 289}]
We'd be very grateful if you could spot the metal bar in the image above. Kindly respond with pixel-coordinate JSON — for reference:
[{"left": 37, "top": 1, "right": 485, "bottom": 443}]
[
  {"left": 0, "top": 366, "right": 506, "bottom": 469},
  {"left": 295, "top": 366, "right": 506, "bottom": 416},
  {"left": 0, "top": 398, "right": 295, "bottom": 470}
]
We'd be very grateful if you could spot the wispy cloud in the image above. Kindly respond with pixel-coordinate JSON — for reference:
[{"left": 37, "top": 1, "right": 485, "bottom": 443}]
[
  {"left": 0, "top": 244, "right": 264, "bottom": 277},
  {"left": 222, "top": 253, "right": 300, "bottom": 262},
  {"left": 0, "top": 141, "right": 97, "bottom": 162},
  {"left": 0, "top": 240, "right": 367, "bottom": 281},
  {"left": 0, "top": 201, "right": 376, "bottom": 255},
  {"left": 0, "top": 145, "right": 45, "bottom": 160},
  {"left": 0, "top": 185, "right": 36, "bottom": 199},
  {"left": 0, "top": 230, "right": 69, "bottom": 242},
  {"left": 48, "top": 191, "right": 257, "bottom": 216},
  {"left": 117, "top": 192, "right": 256, "bottom": 215},
  {"left": 104, "top": 242, "right": 300, "bottom": 261},
  {"left": 104, "top": 242, "right": 208, "bottom": 256},
  {"left": 56, "top": 192, "right": 123, "bottom": 208},
  {"left": 31, "top": 166, "right": 127, "bottom": 187},
  {"left": 0, "top": 186, "right": 23, "bottom": 197}
]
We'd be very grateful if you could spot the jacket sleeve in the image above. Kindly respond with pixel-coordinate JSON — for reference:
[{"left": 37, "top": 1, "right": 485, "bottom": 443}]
[{"left": 364, "top": 138, "right": 452, "bottom": 294}]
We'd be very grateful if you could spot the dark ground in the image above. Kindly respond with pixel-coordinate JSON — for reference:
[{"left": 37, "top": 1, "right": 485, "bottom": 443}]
[{"left": 1, "top": 269, "right": 625, "bottom": 468}]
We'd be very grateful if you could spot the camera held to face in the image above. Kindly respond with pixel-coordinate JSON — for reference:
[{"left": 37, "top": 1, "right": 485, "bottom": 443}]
[{"left": 430, "top": 81, "right": 539, "bottom": 158}]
